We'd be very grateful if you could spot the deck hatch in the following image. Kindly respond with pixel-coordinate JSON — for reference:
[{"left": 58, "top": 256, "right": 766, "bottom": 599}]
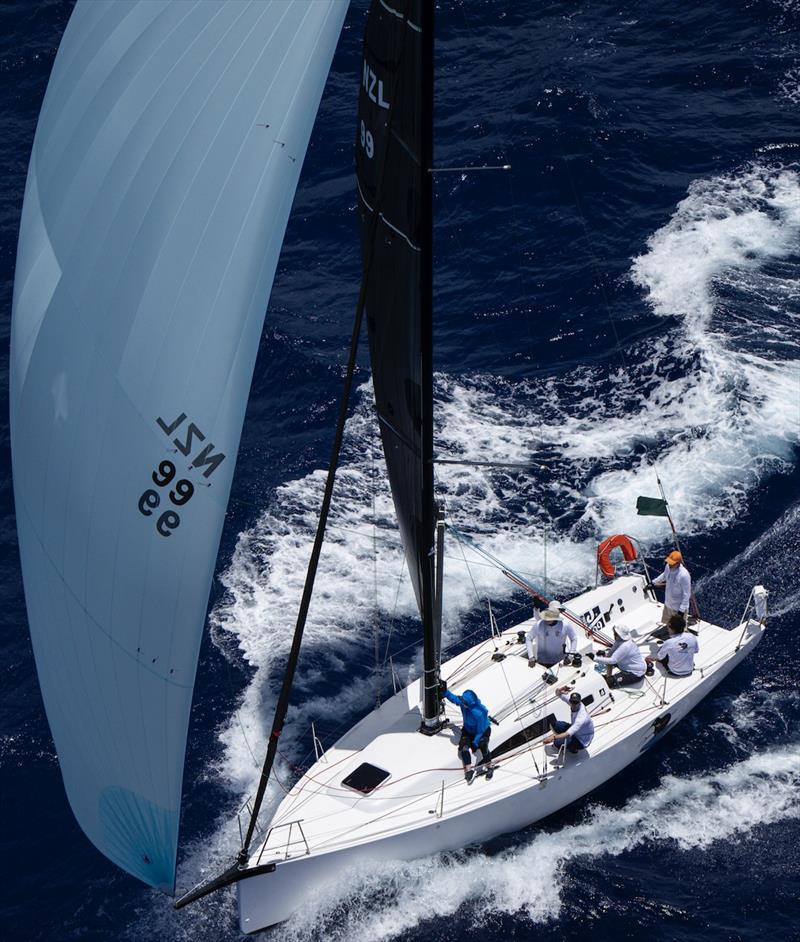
[
  {"left": 342, "top": 763, "right": 390, "bottom": 794},
  {"left": 492, "top": 714, "right": 556, "bottom": 760}
]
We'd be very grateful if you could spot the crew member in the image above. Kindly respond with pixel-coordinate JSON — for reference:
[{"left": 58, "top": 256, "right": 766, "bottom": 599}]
[
  {"left": 646, "top": 616, "right": 699, "bottom": 677},
  {"left": 592, "top": 625, "right": 646, "bottom": 687},
  {"left": 526, "top": 604, "right": 578, "bottom": 668},
  {"left": 444, "top": 687, "right": 494, "bottom": 783},
  {"left": 650, "top": 550, "right": 692, "bottom": 625},
  {"left": 544, "top": 686, "right": 595, "bottom": 754}
]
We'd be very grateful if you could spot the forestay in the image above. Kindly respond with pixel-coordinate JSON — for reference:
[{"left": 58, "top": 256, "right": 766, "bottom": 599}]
[{"left": 10, "top": 0, "right": 347, "bottom": 892}]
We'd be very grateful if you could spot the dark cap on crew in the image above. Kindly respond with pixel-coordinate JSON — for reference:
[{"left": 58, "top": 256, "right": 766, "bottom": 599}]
[
  {"left": 668, "top": 614, "right": 686, "bottom": 632},
  {"left": 569, "top": 692, "right": 582, "bottom": 706}
]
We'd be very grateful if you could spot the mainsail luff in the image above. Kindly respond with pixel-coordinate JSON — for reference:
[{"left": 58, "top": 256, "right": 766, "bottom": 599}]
[
  {"left": 356, "top": 0, "right": 440, "bottom": 724},
  {"left": 419, "top": 2, "right": 438, "bottom": 727}
]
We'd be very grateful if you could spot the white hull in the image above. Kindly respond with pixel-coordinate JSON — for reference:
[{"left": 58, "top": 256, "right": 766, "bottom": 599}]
[{"left": 237, "top": 576, "right": 765, "bottom": 932}]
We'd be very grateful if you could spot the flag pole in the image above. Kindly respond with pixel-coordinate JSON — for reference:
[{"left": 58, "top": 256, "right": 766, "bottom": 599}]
[{"left": 655, "top": 468, "right": 681, "bottom": 553}]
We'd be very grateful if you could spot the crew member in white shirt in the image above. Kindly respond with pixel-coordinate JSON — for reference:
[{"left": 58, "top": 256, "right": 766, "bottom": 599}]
[
  {"left": 526, "top": 604, "right": 578, "bottom": 668},
  {"left": 544, "top": 687, "right": 594, "bottom": 754},
  {"left": 646, "top": 617, "right": 699, "bottom": 677},
  {"left": 592, "top": 624, "right": 646, "bottom": 687},
  {"left": 650, "top": 550, "right": 692, "bottom": 625}
]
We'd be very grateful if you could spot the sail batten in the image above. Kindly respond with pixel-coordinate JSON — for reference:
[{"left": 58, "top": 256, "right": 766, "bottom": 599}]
[{"left": 12, "top": 0, "right": 348, "bottom": 891}]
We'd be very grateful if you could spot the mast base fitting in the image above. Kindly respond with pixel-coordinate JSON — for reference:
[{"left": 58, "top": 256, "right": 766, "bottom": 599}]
[{"left": 419, "top": 718, "right": 447, "bottom": 736}]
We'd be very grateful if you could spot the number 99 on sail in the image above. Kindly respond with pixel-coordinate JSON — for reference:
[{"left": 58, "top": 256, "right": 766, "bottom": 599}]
[
  {"left": 137, "top": 459, "right": 194, "bottom": 537},
  {"left": 359, "top": 119, "right": 374, "bottom": 158}
]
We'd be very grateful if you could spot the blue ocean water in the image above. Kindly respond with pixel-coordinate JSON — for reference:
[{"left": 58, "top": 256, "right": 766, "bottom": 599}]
[{"left": 2, "top": 1, "right": 800, "bottom": 940}]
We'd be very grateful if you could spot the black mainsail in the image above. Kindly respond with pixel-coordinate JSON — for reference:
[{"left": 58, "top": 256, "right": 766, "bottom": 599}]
[
  {"left": 176, "top": 3, "right": 439, "bottom": 906},
  {"left": 357, "top": 0, "right": 440, "bottom": 726}
]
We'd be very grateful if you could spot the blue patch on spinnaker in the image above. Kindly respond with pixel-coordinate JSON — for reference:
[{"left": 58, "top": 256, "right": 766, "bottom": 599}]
[{"left": 99, "top": 787, "right": 177, "bottom": 892}]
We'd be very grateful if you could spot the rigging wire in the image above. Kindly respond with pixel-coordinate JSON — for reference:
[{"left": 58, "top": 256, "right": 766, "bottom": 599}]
[
  {"left": 371, "top": 410, "right": 381, "bottom": 706},
  {"left": 234, "top": 0, "right": 418, "bottom": 863},
  {"left": 379, "top": 550, "right": 409, "bottom": 672},
  {"left": 450, "top": 522, "right": 483, "bottom": 608}
]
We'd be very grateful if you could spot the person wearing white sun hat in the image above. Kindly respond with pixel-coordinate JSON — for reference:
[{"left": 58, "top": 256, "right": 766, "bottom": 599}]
[{"left": 525, "top": 601, "right": 578, "bottom": 668}]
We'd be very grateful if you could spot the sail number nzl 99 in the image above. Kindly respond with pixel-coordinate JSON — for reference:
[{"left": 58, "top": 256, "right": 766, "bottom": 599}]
[{"left": 135, "top": 413, "right": 227, "bottom": 537}]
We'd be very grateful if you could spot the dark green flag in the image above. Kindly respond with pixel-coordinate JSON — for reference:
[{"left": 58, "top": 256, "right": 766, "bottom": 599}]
[{"left": 636, "top": 495, "right": 669, "bottom": 517}]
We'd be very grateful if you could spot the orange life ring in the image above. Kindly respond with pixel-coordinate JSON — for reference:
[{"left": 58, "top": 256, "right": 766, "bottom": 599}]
[{"left": 597, "top": 534, "right": 637, "bottom": 578}]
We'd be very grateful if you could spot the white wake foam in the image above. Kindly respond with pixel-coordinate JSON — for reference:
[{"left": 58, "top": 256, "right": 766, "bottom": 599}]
[
  {"left": 203, "top": 158, "right": 800, "bottom": 825},
  {"left": 149, "top": 161, "right": 800, "bottom": 940},
  {"left": 593, "top": 163, "right": 800, "bottom": 537},
  {"left": 280, "top": 743, "right": 800, "bottom": 942},
  {"left": 631, "top": 166, "right": 800, "bottom": 323}
]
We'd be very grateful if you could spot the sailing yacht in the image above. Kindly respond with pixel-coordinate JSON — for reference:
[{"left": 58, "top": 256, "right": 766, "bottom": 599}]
[
  {"left": 190, "top": 1, "right": 768, "bottom": 931},
  {"left": 233, "top": 573, "right": 767, "bottom": 932},
  {"left": 10, "top": 0, "right": 766, "bottom": 935}
]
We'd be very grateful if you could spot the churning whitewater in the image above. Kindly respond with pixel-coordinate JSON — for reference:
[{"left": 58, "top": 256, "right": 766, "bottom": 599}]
[
  {"left": 140, "top": 162, "right": 800, "bottom": 938},
  {"left": 6, "top": 2, "right": 800, "bottom": 939}
]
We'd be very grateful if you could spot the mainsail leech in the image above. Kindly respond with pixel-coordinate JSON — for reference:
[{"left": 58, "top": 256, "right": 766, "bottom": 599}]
[{"left": 11, "top": 0, "right": 348, "bottom": 891}]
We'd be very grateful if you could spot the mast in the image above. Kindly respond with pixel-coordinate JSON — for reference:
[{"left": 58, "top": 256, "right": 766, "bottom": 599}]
[
  {"left": 357, "top": 0, "right": 442, "bottom": 731},
  {"left": 419, "top": 0, "right": 440, "bottom": 730}
]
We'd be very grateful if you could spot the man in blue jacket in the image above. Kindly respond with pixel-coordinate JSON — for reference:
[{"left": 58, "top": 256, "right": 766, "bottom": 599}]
[{"left": 444, "top": 687, "right": 493, "bottom": 784}]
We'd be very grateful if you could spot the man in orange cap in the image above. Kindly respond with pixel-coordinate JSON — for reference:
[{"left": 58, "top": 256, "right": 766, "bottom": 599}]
[{"left": 651, "top": 550, "right": 691, "bottom": 626}]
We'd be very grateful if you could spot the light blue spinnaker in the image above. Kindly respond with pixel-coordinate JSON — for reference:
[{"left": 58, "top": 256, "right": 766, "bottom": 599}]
[{"left": 11, "top": 0, "right": 348, "bottom": 892}]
